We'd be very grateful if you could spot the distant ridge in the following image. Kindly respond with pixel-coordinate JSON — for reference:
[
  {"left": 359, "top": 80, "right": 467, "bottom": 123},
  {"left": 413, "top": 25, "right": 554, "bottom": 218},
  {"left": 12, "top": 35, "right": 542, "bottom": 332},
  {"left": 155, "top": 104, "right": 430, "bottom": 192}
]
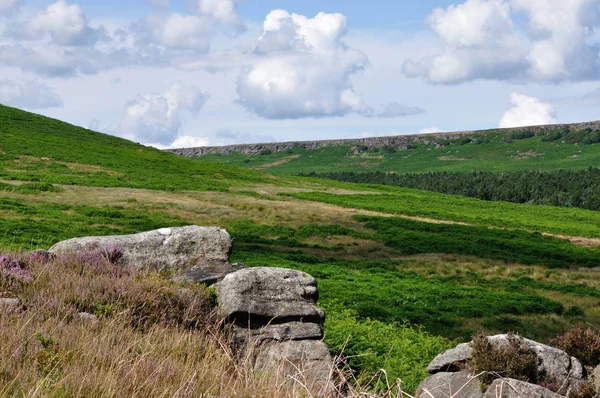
[{"left": 167, "top": 120, "right": 600, "bottom": 158}]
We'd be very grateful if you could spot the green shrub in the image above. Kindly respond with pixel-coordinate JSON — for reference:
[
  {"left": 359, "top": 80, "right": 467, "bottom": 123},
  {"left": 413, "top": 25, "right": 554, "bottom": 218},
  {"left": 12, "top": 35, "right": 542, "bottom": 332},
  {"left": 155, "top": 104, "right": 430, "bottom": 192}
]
[{"left": 471, "top": 332, "right": 538, "bottom": 388}]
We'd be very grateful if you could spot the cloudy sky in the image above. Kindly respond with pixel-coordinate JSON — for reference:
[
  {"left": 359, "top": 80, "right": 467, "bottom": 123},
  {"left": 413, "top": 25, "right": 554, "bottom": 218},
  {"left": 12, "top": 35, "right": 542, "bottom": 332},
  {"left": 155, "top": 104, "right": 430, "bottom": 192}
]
[{"left": 0, "top": 0, "right": 599, "bottom": 148}]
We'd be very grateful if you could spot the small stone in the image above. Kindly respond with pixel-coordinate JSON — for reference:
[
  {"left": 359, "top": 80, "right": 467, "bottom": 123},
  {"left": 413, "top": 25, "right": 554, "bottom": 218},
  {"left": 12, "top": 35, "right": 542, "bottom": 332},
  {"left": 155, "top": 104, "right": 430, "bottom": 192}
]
[
  {"left": 0, "top": 298, "right": 21, "bottom": 312},
  {"left": 77, "top": 312, "right": 99, "bottom": 324}
]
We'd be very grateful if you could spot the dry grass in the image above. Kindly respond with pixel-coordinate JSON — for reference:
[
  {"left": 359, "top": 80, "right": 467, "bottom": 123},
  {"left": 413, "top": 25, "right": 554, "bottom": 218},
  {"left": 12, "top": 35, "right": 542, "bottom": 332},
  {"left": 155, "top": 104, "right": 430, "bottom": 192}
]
[{"left": 0, "top": 251, "right": 413, "bottom": 398}]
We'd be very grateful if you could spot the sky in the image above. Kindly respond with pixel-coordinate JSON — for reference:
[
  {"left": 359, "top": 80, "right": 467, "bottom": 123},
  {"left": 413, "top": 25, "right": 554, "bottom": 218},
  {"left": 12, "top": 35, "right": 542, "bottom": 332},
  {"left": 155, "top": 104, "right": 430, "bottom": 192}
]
[{"left": 0, "top": 0, "right": 599, "bottom": 148}]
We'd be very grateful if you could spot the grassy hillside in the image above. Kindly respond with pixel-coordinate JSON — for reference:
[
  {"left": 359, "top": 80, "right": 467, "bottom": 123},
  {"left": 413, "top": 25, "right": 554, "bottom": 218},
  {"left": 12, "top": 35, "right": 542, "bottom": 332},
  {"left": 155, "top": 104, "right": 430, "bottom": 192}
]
[
  {"left": 199, "top": 127, "right": 600, "bottom": 174},
  {"left": 3, "top": 105, "right": 600, "bottom": 395}
]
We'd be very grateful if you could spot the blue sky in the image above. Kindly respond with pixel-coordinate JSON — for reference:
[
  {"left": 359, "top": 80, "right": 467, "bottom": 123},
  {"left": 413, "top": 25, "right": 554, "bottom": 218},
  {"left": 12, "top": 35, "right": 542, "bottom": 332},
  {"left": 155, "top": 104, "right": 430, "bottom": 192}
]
[{"left": 0, "top": 0, "right": 599, "bottom": 148}]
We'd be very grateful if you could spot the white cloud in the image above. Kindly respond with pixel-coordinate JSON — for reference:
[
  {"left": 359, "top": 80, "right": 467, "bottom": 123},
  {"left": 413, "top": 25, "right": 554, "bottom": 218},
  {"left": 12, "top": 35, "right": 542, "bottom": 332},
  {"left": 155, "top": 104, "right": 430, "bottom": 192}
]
[
  {"left": 140, "top": 13, "right": 212, "bottom": 51},
  {"left": 404, "top": 0, "right": 600, "bottom": 84},
  {"left": 0, "top": 0, "right": 20, "bottom": 15},
  {"left": 0, "top": 80, "right": 63, "bottom": 109},
  {"left": 377, "top": 102, "right": 425, "bottom": 118},
  {"left": 196, "top": 0, "right": 243, "bottom": 32},
  {"left": 499, "top": 93, "right": 557, "bottom": 128},
  {"left": 419, "top": 127, "right": 443, "bottom": 134},
  {"left": 8, "top": 0, "right": 106, "bottom": 46},
  {"left": 146, "top": 135, "right": 210, "bottom": 149},
  {"left": 236, "top": 10, "right": 371, "bottom": 119},
  {"left": 117, "top": 82, "right": 209, "bottom": 145}
]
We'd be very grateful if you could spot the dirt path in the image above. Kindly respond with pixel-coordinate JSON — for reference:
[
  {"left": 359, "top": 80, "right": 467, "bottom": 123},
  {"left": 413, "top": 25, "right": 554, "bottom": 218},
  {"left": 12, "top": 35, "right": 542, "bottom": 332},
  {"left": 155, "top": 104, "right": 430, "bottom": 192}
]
[{"left": 252, "top": 155, "right": 301, "bottom": 170}]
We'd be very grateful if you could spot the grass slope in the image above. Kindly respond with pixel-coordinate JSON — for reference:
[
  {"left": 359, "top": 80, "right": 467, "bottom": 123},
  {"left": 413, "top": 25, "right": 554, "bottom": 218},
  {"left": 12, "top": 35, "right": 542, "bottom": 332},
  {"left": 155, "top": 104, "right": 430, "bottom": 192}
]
[
  {"left": 200, "top": 132, "right": 600, "bottom": 175},
  {"left": 0, "top": 104, "right": 272, "bottom": 191}
]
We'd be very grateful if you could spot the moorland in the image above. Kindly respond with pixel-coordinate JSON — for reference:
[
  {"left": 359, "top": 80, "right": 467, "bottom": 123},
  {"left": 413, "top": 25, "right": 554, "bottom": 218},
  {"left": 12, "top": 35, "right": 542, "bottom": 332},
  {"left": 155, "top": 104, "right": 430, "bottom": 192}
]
[{"left": 2, "top": 103, "right": 600, "bottom": 395}]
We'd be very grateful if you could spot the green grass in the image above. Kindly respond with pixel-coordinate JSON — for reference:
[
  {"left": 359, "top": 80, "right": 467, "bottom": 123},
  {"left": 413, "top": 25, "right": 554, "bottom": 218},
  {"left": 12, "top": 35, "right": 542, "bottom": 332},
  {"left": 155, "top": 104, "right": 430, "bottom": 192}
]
[
  {"left": 200, "top": 134, "right": 600, "bottom": 175},
  {"left": 0, "top": 104, "right": 273, "bottom": 191},
  {"left": 286, "top": 188, "right": 600, "bottom": 238},
  {"left": 0, "top": 198, "right": 187, "bottom": 249}
]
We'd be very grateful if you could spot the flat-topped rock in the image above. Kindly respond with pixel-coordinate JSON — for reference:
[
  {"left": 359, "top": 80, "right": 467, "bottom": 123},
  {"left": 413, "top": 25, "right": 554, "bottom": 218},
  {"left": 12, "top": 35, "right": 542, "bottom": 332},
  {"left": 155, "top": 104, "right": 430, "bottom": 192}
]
[
  {"left": 49, "top": 226, "right": 241, "bottom": 284},
  {"left": 215, "top": 267, "right": 324, "bottom": 323},
  {"left": 428, "top": 343, "right": 473, "bottom": 373}
]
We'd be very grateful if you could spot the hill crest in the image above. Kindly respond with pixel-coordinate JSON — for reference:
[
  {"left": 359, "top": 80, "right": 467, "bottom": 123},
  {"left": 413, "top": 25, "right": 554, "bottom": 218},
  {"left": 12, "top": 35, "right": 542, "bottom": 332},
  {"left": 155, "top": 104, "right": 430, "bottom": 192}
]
[{"left": 167, "top": 120, "right": 600, "bottom": 157}]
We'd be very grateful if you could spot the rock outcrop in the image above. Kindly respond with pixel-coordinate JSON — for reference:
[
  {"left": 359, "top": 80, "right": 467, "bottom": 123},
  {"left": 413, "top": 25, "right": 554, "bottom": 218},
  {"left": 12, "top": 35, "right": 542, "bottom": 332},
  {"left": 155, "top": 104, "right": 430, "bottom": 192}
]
[
  {"left": 49, "top": 226, "right": 244, "bottom": 284},
  {"left": 418, "top": 334, "right": 587, "bottom": 398},
  {"left": 215, "top": 267, "right": 333, "bottom": 391},
  {"left": 166, "top": 120, "right": 600, "bottom": 157}
]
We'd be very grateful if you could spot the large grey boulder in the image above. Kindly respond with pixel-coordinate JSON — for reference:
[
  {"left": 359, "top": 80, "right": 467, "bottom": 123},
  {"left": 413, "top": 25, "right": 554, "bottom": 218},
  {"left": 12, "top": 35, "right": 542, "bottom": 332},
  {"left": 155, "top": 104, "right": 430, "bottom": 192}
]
[
  {"left": 215, "top": 267, "right": 325, "bottom": 344},
  {"left": 49, "top": 226, "right": 243, "bottom": 284},
  {"left": 482, "top": 378, "right": 563, "bottom": 398},
  {"left": 427, "top": 334, "right": 584, "bottom": 389},
  {"left": 416, "top": 371, "right": 483, "bottom": 398},
  {"left": 215, "top": 267, "right": 332, "bottom": 392}
]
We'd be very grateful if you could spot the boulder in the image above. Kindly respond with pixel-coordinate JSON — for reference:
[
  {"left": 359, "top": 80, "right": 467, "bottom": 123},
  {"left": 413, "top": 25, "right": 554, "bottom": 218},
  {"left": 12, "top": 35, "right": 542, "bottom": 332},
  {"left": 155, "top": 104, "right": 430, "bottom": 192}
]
[
  {"left": 215, "top": 267, "right": 325, "bottom": 344},
  {"left": 215, "top": 267, "right": 333, "bottom": 392},
  {"left": 254, "top": 340, "right": 333, "bottom": 390},
  {"left": 428, "top": 343, "right": 473, "bottom": 374},
  {"left": 427, "top": 334, "right": 584, "bottom": 390},
  {"left": 49, "top": 226, "right": 242, "bottom": 284},
  {"left": 416, "top": 371, "right": 483, "bottom": 398},
  {"left": 482, "top": 378, "right": 563, "bottom": 398}
]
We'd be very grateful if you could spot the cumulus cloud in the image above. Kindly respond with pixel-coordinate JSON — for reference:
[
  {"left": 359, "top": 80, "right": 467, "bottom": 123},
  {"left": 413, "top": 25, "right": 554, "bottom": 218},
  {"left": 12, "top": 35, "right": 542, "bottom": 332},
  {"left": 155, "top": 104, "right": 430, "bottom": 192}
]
[
  {"left": 7, "top": 0, "right": 106, "bottom": 46},
  {"left": 0, "top": 0, "right": 20, "bottom": 15},
  {"left": 404, "top": 0, "right": 600, "bottom": 84},
  {"left": 236, "top": 10, "right": 371, "bottom": 119},
  {"left": 377, "top": 102, "right": 425, "bottom": 118},
  {"left": 0, "top": 80, "right": 63, "bottom": 109},
  {"left": 195, "top": 0, "right": 244, "bottom": 33},
  {"left": 499, "top": 93, "right": 557, "bottom": 128},
  {"left": 117, "top": 82, "right": 209, "bottom": 145},
  {"left": 137, "top": 13, "right": 212, "bottom": 51}
]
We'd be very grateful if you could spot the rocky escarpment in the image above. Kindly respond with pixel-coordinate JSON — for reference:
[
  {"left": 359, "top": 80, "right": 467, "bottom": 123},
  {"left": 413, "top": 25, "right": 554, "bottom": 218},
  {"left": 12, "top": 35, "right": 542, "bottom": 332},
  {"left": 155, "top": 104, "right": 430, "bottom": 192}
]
[{"left": 166, "top": 120, "right": 600, "bottom": 157}]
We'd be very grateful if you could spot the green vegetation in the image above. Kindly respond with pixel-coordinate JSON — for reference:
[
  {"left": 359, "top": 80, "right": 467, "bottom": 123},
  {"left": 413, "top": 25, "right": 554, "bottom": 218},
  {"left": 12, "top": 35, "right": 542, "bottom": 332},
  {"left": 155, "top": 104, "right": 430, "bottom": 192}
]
[
  {"left": 0, "top": 104, "right": 271, "bottom": 191},
  {"left": 286, "top": 189, "right": 600, "bottom": 238},
  {"left": 3, "top": 105, "right": 600, "bottom": 394},
  {"left": 200, "top": 126, "right": 600, "bottom": 175},
  {"left": 300, "top": 168, "right": 600, "bottom": 211}
]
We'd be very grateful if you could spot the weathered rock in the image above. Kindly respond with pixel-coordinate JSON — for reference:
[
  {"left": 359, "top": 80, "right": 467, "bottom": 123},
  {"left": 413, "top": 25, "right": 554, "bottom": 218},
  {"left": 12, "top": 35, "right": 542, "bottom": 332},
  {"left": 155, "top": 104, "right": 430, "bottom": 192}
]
[
  {"left": 215, "top": 267, "right": 332, "bottom": 393},
  {"left": 416, "top": 371, "right": 483, "bottom": 398},
  {"left": 487, "top": 335, "right": 579, "bottom": 386},
  {"left": 427, "top": 334, "right": 584, "bottom": 390},
  {"left": 0, "top": 298, "right": 21, "bottom": 312},
  {"left": 482, "top": 378, "right": 563, "bottom": 398},
  {"left": 254, "top": 340, "right": 333, "bottom": 392},
  {"left": 230, "top": 321, "right": 323, "bottom": 344},
  {"left": 49, "top": 226, "right": 241, "bottom": 284},
  {"left": 215, "top": 267, "right": 325, "bottom": 327},
  {"left": 428, "top": 343, "right": 473, "bottom": 374},
  {"left": 77, "top": 312, "right": 99, "bottom": 324}
]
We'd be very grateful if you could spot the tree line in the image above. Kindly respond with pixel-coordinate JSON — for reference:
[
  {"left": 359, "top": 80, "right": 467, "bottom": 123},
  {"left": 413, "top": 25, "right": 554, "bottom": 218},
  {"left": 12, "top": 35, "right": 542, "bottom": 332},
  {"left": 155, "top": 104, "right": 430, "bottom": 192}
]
[{"left": 300, "top": 168, "right": 600, "bottom": 211}]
